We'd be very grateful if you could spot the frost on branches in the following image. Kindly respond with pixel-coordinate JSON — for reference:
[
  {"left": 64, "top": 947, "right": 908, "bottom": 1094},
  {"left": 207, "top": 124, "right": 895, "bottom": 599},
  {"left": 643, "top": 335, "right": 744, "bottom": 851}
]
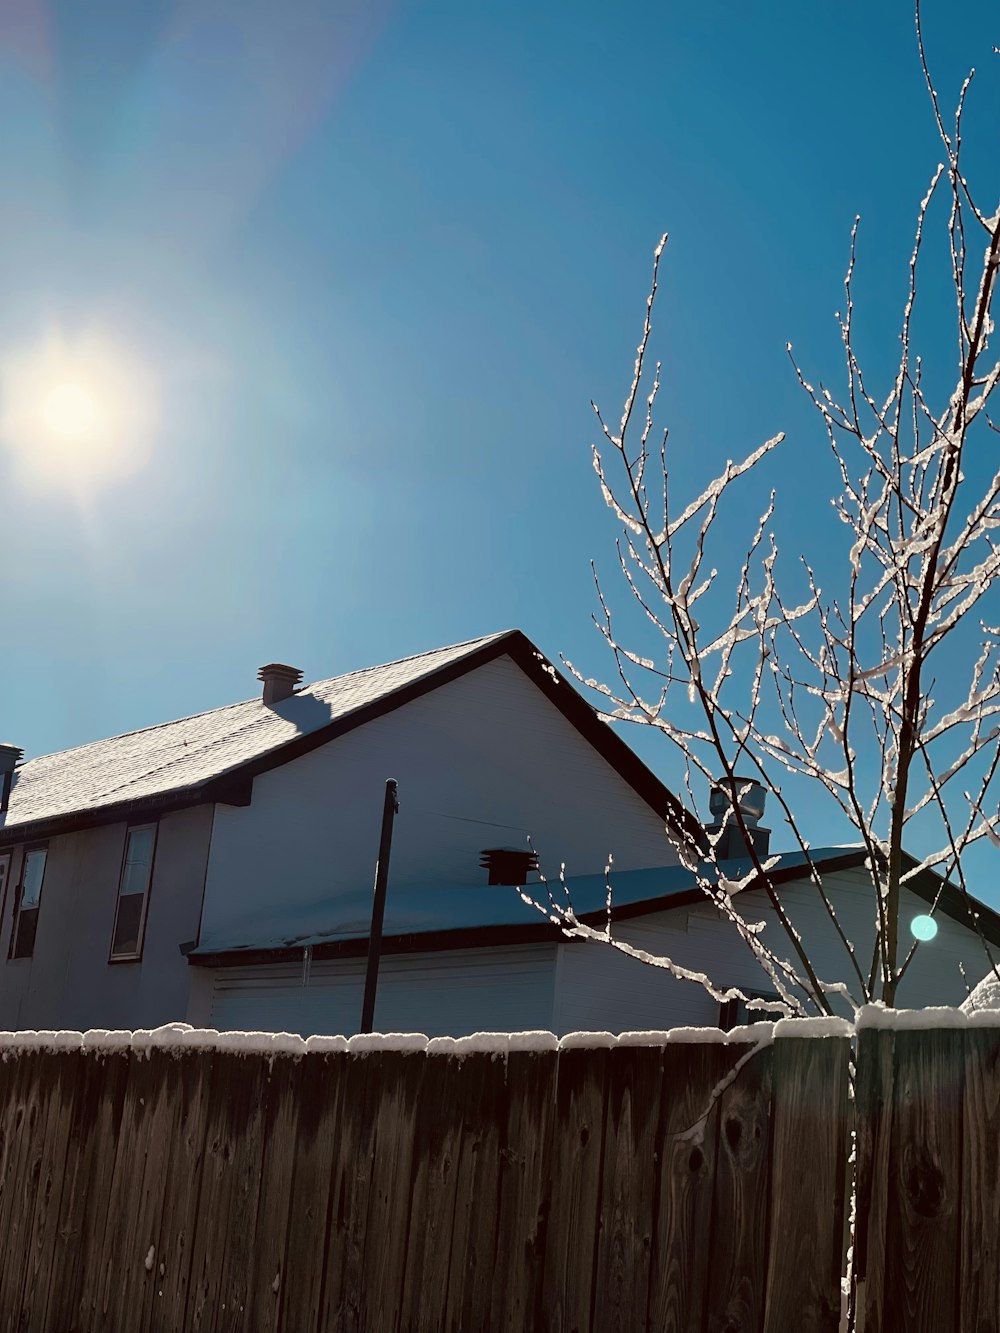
[{"left": 526, "top": 5, "right": 1000, "bottom": 1020}]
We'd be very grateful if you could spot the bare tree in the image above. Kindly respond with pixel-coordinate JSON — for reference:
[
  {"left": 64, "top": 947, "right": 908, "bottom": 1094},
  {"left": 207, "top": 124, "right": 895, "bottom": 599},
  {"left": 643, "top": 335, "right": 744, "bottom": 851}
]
[{"left": 525, "top": 4, "right": 1000, "bottom": 1018}]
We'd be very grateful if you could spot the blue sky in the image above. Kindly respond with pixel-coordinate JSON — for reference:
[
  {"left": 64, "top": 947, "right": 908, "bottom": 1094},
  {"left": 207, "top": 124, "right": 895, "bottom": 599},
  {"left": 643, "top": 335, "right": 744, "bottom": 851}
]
[{"left": 1, "top": 2, "right": 998, "bottom": 865}]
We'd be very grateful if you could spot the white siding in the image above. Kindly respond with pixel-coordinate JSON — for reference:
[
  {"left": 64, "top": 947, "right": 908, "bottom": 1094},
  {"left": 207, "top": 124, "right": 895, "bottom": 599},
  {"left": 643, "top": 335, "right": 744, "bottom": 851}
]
[
  {"left": 554, "top": 868, "right": 987, "bottom": 1032},
  {"left": 201, "top": 655, "right": 677, "bottom": 947},
  {"left": 0, "top": 806, "right": 211, "bottom": 1032},
  {"left": 207, "top": 868, "right": 989, "bottom": 1039},
  {"left": 207, "top": 944, "right": 557, "bottom": 1038}
]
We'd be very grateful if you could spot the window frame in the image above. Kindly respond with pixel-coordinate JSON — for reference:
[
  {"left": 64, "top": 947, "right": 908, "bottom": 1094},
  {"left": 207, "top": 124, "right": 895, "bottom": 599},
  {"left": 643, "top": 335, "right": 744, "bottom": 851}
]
[
  {"left": 108, "top": 822, "right": 158, "bottom": 963},
  {"left": 0, "top": 851, "right": 12, "bottom": 946},
  {"left": 9, "top": 843, "right": 48, "bottom": 961}
]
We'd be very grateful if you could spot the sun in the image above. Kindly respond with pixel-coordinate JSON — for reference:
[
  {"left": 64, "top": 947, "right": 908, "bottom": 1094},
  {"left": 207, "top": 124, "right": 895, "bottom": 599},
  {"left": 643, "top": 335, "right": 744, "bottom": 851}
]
[
  {"left": 40, "top": 381, "right": 105, "bottom": 443},
  {"left": 0, "top": 329, "right": 158, "bottom": 487}
]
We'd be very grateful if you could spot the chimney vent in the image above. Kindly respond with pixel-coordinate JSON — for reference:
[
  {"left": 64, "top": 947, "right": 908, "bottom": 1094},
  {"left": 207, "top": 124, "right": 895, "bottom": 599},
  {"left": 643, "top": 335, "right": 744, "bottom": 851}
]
[
  {"left": 0, "top": 744, "right": 22, "bottom": 815},
  {"left": 708, "top": 776, "right": 770, "bottom": 859},
  {"left": 257, "top": 663, "right": 303, "bottom": 706},
  {"left": 479, "top": 847, "right": 540, "bottom": 887}
]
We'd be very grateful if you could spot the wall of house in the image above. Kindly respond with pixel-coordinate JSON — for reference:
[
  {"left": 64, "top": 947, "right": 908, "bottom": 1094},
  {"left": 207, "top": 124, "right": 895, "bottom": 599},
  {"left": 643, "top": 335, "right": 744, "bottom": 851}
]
[
  {"left": 199, "top": 655, "right": 678, "bottom": 949},
  {"left": 202, "top": 944, "right": 558, "bottom": 1038},
  {"left": 0, "top": 805, "right": 212, "bottom": 1031},
  {"left": 191, "top": 867, "right": 992, "bottom": 1039},
  {"left": 553, "top": 866, "right": 986, "bottom": 1032}
]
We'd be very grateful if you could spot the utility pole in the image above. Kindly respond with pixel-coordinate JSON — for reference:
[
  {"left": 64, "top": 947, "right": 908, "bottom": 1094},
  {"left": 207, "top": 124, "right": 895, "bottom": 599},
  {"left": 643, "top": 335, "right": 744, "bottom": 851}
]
[{"left": 360, "top": 779, "right": 399, "bottom": 1034}]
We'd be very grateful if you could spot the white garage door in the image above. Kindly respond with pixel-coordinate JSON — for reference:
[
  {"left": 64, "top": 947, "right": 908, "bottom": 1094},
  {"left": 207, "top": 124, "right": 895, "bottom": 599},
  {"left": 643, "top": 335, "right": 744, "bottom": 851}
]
[{"left": 209, "top": 943, "right": 558, "bottom": 1038}]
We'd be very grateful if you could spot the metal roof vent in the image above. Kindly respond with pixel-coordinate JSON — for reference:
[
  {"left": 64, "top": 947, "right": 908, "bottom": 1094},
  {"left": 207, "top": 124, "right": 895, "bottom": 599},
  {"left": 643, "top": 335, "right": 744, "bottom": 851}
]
[
  {"left": 257, "top": 663, "right": 303, "bottom": 706},
  {"left": 0, "top": 744, "right": 23, "bottom": 815},
  {"left": 479, "top": 847, "right": 540, "bottom": 887},
  {"left": 708, "top": 776, "right": 770, "bottom": 858}
]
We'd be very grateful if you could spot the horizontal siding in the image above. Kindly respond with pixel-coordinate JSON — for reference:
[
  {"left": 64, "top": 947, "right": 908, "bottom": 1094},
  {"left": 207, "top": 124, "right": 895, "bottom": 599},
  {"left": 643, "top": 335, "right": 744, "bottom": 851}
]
[
  {"left": 0, "top": 807, "right": 211, "bottom": 1032},
  {"left": 554, "top": 868, "right": 989, "bottom": 1031},
  {"left": 210, "top": 868, "right": 989, "bottom": 1039},
  {"left": 202, "top": 654, "right": 678, "bottom": 947},
  {"left": 209, "top": 943, "right": 558, "bottom": 1038}
]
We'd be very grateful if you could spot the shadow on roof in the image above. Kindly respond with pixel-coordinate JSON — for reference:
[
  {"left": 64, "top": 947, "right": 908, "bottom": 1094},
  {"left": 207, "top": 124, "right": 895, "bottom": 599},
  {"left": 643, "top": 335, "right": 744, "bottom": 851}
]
[{"left": 267, "top": 692, "right": 335, "bottom": 735}]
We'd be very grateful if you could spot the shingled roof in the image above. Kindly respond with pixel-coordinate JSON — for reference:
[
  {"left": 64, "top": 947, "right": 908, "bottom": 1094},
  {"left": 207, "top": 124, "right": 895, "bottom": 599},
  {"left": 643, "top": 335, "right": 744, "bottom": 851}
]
[{"left": 1, "top": 630, "right": 698, "bottom": 846}]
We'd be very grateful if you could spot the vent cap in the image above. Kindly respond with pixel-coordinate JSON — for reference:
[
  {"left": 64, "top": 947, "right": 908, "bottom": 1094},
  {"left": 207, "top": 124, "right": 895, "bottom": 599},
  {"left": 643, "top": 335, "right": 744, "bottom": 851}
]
[
  {"left": 479, "top": 847, "right": 540, "bottom": 887},
  {"left": 257, "top": 663, "right": 303, "bottom": 706}
]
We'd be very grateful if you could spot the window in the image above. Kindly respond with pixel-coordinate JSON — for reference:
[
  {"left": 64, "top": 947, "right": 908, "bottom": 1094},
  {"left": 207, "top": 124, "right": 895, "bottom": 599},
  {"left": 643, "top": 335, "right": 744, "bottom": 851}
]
[
  {"left": 110, "top": 824, "right": 157, "bottom": 960},
  {"left": 10, "top": 846, "right": 47, "bottom": 959}
]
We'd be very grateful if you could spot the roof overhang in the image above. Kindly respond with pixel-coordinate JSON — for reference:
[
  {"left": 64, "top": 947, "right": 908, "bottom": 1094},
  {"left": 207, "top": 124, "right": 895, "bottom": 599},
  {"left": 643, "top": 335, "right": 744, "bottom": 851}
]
[
  {"left": 0, "top": 773, "right": 253, "bottom": 847},
  {"left": 188, "top": 846, "right": 1000, "bottom": 967}
]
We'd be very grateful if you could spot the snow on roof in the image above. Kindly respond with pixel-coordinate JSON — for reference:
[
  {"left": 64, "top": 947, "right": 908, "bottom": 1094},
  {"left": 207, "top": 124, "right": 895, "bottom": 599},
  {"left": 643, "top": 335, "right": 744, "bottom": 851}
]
[
  {"left": 961, "top": 970, "right": 1000, "bottom": 1014},
  {"left": 3, "top": 632, "right": 511, "bottom": 830},
  {"left": 190, "top": 848, "right": 850, "bottom": 957}
]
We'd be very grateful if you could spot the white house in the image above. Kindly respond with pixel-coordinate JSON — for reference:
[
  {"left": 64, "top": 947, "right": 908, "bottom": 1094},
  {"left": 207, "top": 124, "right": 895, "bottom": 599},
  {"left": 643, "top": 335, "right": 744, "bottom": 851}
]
[
  {"left": 0, "top": 630, "right": 688, "bottom": 1031},
  {"left": 0, "top": 628, "right": 995, "bottom": 1036}
]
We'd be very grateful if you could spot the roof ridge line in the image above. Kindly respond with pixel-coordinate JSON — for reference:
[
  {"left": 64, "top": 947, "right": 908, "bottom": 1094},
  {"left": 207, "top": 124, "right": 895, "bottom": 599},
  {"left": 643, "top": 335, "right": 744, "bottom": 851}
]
[{"left": 19, "top": 629, "right": 517, "bottom": 767}]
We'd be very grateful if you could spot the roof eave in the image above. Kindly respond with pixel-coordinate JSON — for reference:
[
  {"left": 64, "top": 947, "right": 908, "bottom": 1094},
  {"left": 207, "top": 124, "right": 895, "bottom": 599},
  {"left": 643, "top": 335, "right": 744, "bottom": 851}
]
[{"left": 0, "top": 772, "right": 252, "bottom": 847}]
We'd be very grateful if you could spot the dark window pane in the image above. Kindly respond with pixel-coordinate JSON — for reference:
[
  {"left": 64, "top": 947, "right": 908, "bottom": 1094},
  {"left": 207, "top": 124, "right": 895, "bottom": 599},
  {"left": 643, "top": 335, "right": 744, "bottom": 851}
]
[
  {"left": 12, "top": 907, "right": 38, "bottom": 959},
  {"left": 112, "top": 894, "right": 144, "bottom": 957}
]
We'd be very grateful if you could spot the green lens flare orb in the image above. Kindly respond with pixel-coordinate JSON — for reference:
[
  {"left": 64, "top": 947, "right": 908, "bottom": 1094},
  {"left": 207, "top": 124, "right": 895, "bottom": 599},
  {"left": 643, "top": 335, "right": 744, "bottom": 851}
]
[{"left": 910, "top": 914, "right": 938, "bottom": 941}]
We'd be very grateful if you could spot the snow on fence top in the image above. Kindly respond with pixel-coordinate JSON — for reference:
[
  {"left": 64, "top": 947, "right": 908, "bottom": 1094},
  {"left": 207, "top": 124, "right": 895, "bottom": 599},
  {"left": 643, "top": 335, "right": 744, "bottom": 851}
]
[
  {"left": 2, "top": 1008, "right": 999, "bottom": 1057},
  {"left": 12, "top": 1009, "right": 998, "bottom": 1057}
]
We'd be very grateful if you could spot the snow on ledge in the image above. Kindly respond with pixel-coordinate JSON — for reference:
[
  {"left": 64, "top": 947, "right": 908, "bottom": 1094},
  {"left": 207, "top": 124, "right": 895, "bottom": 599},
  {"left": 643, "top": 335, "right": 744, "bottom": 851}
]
[
  {"left": 348, "top": 1033, "right": 429, "bottom": 1053},
  {"left": 857, "top": 1004, "right": 1000, "bottom": 1031},
  {"left": 773, "top": 1016, "right": 854, "bottom": 1039},
  {"left": 559, "top": 1031, "right": 618, "bottom": 1049}
]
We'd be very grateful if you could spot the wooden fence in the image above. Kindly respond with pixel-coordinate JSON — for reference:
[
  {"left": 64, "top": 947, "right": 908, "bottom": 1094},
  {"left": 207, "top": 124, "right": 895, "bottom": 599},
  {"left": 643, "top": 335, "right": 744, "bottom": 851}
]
[{"left": 0, "top": 1017, "right": 991, "bottom": 1332}]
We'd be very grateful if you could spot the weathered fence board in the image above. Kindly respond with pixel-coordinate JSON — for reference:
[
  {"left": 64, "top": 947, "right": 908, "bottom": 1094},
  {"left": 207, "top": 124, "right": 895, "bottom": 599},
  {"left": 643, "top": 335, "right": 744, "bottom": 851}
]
[
  {"left": 704, "top": 1039, "right": 774, "bottom": 1333},
  {"left": 0, "top": 1019, "right": 993, "bottom": 1332},
  {"left": 47, "top": 1049, "right": 130, "bottom": 1332},
  {"left": 492, "top": 1049, "right": 558, "bottom": 1331},
  {"left": 854, "top": 1026, "right": 894, "bottom": 1333},
  {"left": 321, "top": 1050, "right": 377, "bottom": 1332},
  {"left": 441, "top": 1050, "right": 506, "bottom": 1332},
  {"left": 646, "top": 1043, "right": 731, "bottom": 1333},
  {"left": 592, "top": 1044, "right": 662, "bottom": 1333},
  {"left": 399, "top": 1053, "right": 466, "bottom": 1332},
  {"left": 884, "top": 1030, "right": 964, "bottom": 1331},
  {"left": 959, "top": 1027, "right": 1000, "bottom": 1332},
  {"left": 99, "top": 1051, "right": 176, "bottom": 1331},
  {"left": 539, "top": 1044, "right": 608, "bottom": 1333},
  {"left": 23, "top": 1049, "right": 82, "bottom": 1333},
  {"left": 208, "top": 1051, "right": 269, "bottom": 1333},
  {"left": 242, "top": 1055, "right": 301, "bottom": 1333},
  {"left": 763, "top": 1032, "right": 849, "bottom": 1333},
  {"left": 0, "top": 1049, "right": 49, "bottom": 1320},
  {"left": 276, "top": 1051, "right": 344, "bottom": 1332},
  {"left": 152, "top": 1050, "right": 215, "bottom": 1333},
  {"left": 8, "top": 1050, "right": 76, "bottom": 1331}
]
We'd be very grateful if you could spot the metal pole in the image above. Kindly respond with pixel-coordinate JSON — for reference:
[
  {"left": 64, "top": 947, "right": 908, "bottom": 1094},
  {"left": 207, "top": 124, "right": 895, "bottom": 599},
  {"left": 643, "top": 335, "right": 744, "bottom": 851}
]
[{"left": 360, "top": 778, "right": 399, "bottom": 1034}]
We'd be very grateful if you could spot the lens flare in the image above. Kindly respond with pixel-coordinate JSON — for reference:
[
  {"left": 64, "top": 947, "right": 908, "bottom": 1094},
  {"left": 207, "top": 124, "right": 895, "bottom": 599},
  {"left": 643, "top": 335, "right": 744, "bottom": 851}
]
[
  {"left": 0, "top": 329, "right": 158, "bottom": 488},
  {"left": 910, "top": 914, "right": 938, "bottom": 942}
]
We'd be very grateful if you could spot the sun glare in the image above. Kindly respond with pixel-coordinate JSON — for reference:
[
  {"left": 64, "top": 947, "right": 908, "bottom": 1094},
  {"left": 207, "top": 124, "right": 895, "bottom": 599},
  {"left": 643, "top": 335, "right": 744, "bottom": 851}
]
[{"left": 0, "top": 330, "right": 158, "bottom": 488}]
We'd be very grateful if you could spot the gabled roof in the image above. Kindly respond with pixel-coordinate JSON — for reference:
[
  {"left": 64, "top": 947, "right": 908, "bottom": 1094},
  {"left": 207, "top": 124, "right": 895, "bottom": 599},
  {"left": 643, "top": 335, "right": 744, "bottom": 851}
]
[
  {"left": 1, "top": 629, "right": 698, "bottom": 846},
  {"left": 189, "top": 845, "right": 1000, "bottom": 966}
]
